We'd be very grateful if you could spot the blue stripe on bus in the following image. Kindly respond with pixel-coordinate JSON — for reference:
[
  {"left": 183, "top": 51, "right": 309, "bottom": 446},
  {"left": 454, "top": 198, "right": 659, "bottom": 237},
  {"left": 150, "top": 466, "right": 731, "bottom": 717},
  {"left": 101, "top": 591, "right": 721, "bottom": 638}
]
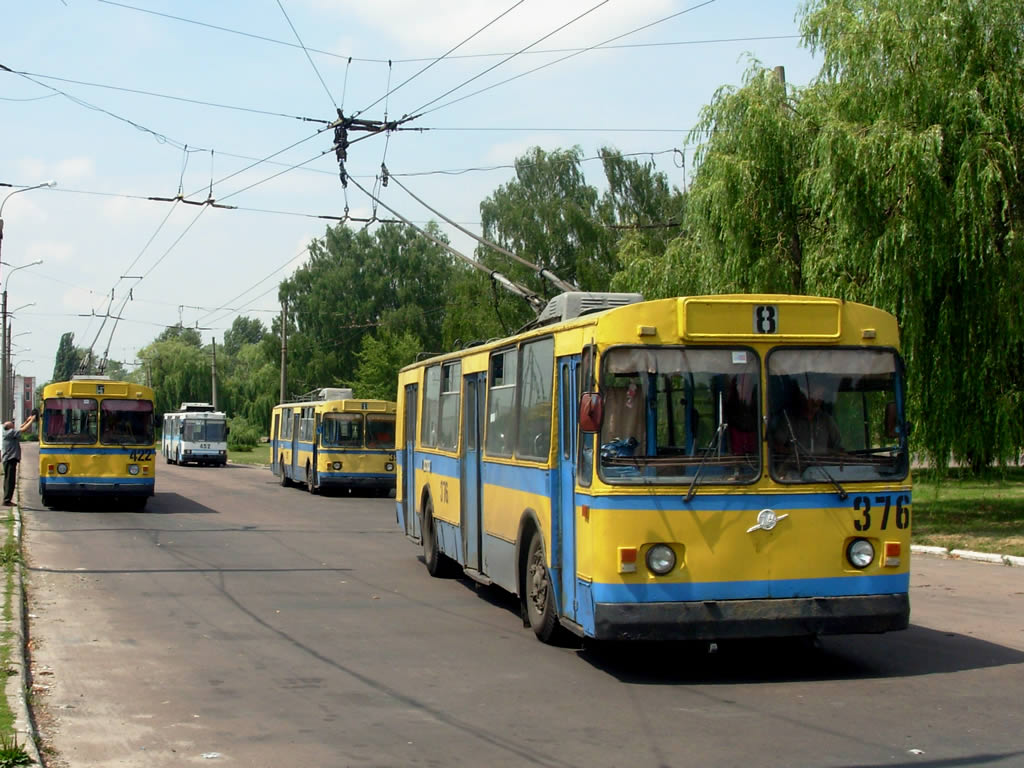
[
  {"left": 40, "top": 447, "right": 156, "bottom": 455},
  {"left": 399, "top": 450, "right": 909, "bottom": 511},
  {"left": 576, "top": 491, "right": 911, "bottom": 512},
  {"left": 40, "top": 476, "right": 155, "bottom": 487},
  {"left": 590, "top": 573, "right": 909, "bottom": 603}
]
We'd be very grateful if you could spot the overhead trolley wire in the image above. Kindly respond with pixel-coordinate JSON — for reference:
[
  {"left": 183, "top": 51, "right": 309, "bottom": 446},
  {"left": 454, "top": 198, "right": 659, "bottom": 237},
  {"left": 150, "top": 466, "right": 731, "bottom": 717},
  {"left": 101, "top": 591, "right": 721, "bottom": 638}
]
[
  {"left": 356, "top": 0, "right": 528, "bottom": 117},
  {"left": 275, "top": 0, "right": 338, "bottom": 109},
  {"left": 416, "top": 0, "right": 717, "bottom": 118},
  {"left": 6, "top": 69, "right": 329, "bottom": 123},
  {"left": 347, "top": 175, "right": 544, "bottom": 310},
  {"left": 93, "top": 0, "right": 794, "bottom": 65},
  {"left": 404, "top": 0, "right": 611, "bottom": 119},
  {"left": 386, "top": 168, "right": 576, "bottom": 293}
]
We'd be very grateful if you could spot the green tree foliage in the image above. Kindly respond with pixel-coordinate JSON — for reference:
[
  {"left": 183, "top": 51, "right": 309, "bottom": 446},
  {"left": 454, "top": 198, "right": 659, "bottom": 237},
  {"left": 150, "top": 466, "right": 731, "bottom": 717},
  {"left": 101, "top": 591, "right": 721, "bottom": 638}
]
[
  {"left": 156, "top": 324, "right": 203, "bottom": 348},
  {"left": 351, "top": 329, "right": 422, "bottom": 401},
  {"left": 222, "top": 316, "right": 265, "bottom": 357},
  {"left": 137, "top": 339, "right": 209, "bottom": 415},
  {"left": 51, "top": 331, "right": 82, "bottom": 382},
  {"left": 800, "top": 0, "right": 1024, "bottom": 470},
  {"left": 479, "top": 147, "right": 616, "bottom": 302},
  {"left": 619, "top": 0, "right": 1024, "bottom": 469},
  {"left": 278, "top": 222, "right": 459, "bottom": 396}
]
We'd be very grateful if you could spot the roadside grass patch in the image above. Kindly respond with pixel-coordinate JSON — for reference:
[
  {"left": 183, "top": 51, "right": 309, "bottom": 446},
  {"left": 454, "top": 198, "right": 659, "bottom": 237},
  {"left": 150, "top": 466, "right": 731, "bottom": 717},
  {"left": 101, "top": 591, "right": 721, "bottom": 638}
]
[
  {"left": 0, "top": 512, "right": 21, "bottom": 743},
  {"left": 912, "top": 467, "right": 1024, "bottom": 556},
  {"left": 0, "top": 732, "right": 33, "bottom": 766},
  {"left": 228, "top": 443, "right": 270, "bottom": 466}
]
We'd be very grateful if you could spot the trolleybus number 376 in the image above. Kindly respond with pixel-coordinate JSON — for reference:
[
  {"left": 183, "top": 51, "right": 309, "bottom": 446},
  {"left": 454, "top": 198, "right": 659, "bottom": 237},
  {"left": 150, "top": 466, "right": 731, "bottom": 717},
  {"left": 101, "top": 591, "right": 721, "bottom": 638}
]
[{"left": 853, "top": 494, "right": 911, "bottom": 532}]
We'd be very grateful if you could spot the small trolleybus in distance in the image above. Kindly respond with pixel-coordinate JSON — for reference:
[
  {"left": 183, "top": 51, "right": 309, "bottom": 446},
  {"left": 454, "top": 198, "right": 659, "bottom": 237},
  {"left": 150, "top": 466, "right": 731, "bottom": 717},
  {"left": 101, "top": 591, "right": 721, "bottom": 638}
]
[
  {"left": 271, "top": 388, "right": 397, "bottom": 496},
  {"left": 162, "top": 402, "right": 229, "bottom": 466},
  {"left": 39, "top": 376, "right": 156, "bottom": 510},
  {"left": 396, "top": 293, "right": 912, "bottom": 644}
]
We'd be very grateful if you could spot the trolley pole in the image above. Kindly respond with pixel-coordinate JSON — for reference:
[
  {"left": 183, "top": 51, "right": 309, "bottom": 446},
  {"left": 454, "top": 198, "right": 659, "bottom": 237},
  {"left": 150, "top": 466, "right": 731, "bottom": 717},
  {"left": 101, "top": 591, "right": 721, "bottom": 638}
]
[
  {"left": 211, "top": 336, "right": 218, "bottom": 410},
  {"left": 279, "top": 298, "right": 288, "bottom": 404}
]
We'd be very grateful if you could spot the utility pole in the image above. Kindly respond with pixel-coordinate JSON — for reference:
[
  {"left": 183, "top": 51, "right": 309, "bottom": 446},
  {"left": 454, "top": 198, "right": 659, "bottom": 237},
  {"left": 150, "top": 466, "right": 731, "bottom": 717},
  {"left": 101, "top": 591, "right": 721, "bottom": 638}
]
[
  {"left": 211, "top": 336, "right": 218, "bottom": 410},
  {"left": 4, "top": 318, "right": 11, "bottom": 422},
  {"left": 279, "top": 298, "right": 288, "bottom": 404}
]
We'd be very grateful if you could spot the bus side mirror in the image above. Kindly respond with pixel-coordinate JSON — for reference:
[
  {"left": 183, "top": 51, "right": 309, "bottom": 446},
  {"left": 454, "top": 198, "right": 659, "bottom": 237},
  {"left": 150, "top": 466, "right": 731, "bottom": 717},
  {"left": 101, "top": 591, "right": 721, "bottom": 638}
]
[
  {"left": 225, "top": 426, "right": 231, "bottom": 437},
  {"left": 579, "top": 392, "right": 604, "bottom": 433}
]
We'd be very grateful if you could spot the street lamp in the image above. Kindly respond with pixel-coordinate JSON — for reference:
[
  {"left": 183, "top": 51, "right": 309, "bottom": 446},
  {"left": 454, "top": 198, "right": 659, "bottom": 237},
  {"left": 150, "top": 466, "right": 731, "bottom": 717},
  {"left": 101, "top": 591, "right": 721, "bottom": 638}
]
[
  {"left": 0, "top": 180, "right": 56, "bottom": 281},
  {"left": 1, "top": 270, "right": 42, "bottom": 424}
]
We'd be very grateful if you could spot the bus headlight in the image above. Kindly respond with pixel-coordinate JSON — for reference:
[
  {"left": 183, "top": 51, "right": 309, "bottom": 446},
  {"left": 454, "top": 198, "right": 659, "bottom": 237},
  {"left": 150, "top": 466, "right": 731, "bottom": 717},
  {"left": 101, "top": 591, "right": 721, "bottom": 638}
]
[
  {"left": 57, "top": 463, "right": 69, "bottom": 475},
  {"left": 333, "top": 461, "right": 342, "bottom": 470},
  {"left": 846, "top": 538, "right": 875, "bottom": 569},
  {"left": 385, "top": 462, "right": 395, "bottom": 472},
  {"left": 645, "top": 544, "right": 676, "bottom": 575},
  {"left": 128, "top": 464, "right": 140, "bottom": 476}
]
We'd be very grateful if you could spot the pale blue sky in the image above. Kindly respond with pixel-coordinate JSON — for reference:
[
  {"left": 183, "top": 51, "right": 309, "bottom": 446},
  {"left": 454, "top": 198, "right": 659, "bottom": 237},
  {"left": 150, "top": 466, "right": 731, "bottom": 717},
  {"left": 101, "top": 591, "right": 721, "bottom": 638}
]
[{"left": 2, "top": 0, "right": 819, "bottom": 388}]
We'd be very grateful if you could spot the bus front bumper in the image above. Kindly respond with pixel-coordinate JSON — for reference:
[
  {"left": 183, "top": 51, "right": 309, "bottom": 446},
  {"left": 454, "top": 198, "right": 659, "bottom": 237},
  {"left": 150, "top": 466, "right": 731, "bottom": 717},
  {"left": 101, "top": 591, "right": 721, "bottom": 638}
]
[
  {"left": 592, "top": 594, "right": 909, "bottom": 641},
  {"left": 39, "top": 479, "right": 155, "bottom": 498}
]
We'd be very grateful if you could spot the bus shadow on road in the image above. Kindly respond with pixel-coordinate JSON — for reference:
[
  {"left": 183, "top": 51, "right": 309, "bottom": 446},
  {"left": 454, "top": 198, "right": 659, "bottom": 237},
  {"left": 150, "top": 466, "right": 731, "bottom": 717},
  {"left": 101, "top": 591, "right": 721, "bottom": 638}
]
[
  {"left": 28, "top": 492, "right": 219, "bottom": 515},
  {"left": 577, "top": 624, "right": 1024, "bottom": 683}
]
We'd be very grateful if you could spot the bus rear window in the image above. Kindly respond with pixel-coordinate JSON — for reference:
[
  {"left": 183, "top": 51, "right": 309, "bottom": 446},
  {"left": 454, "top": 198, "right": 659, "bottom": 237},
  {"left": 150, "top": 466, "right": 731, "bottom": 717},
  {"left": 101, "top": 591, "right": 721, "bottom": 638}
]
[
  {"left": 101, "top": 399, "right": 155, "bottom": 445},
  {"left": 44, "top": 398, "right": 98, "bottom": 444}
]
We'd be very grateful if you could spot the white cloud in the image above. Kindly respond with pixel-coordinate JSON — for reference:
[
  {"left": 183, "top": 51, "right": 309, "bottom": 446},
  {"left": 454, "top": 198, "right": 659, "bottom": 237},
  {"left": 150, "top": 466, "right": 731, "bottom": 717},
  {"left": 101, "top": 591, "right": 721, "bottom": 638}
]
[
  {"left": 55, "top": 156, "right": 95, "bottom": 181},
  {"left": 26, "top": 240, "right": 75, "bottom": 266},
  {"left": 61, "top": 285, "right": 102, "bottom": 314}
]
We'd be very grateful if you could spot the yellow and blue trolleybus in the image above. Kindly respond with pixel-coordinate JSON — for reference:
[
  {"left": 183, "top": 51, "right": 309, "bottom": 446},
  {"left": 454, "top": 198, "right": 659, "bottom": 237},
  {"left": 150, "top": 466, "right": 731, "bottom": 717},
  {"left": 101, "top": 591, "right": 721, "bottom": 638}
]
[
  {"left": 38, "top": 376, "right": 156, "bottom": 510},
  {"left": 396, "top": 293, "right": 912, "bottom": 643},
  {"left": 271, "top": 388, "right": 397, "bottom": 495}
]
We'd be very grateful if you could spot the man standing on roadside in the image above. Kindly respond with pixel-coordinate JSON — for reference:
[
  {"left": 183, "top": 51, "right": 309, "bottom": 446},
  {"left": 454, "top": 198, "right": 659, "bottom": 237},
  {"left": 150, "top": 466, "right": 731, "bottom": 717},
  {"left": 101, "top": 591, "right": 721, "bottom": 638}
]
[{"left": 3, "top": 410, "right": 37, "bottom": 506}]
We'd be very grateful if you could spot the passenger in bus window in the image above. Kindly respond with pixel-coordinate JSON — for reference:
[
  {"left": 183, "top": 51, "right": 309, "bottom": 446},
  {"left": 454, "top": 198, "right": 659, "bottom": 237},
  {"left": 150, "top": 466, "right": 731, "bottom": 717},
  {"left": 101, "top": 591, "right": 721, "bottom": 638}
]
[
  {"left": 773, "top": 378, "right": 843, "bottom": 456},
  {"left": 725, "top": 374, "right": 758, "bottom": 455}
]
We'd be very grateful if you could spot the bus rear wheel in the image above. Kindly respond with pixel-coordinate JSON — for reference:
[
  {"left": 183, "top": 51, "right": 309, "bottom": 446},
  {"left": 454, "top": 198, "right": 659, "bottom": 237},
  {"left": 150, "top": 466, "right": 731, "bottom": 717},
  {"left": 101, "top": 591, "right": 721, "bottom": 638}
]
[
  {"left": 422, "top": 498, "right": 455, "bottom": 577},
  {"left": 525, "top": 530, "right": 564, "bottom": 644}
]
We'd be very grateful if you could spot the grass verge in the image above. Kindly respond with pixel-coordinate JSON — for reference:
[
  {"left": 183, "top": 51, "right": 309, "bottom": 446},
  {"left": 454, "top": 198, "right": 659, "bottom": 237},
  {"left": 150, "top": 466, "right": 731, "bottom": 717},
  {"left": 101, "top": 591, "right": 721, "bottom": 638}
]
[
  {"left": 228, "top": 444, "right": 271, "bottom": 466},
  {"left": 0, "top": 510, "right": 33, "bottom": 765},
  {"left": 912, "top": 467, "right": 1024, "bottom": 557}
]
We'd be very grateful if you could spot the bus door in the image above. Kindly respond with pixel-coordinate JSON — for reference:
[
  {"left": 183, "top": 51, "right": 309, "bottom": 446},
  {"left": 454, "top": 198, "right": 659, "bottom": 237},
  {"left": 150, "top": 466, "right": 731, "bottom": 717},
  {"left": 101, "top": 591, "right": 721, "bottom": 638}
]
[
  {"left": 461, "top": 373, "right": 485, "bottom": 572},
  {"left": 556, "top": 356, "right": 580, "bottom": 620},
  {"left": 402, "top": 384, "right": 420, "bottom": 538},
  {"left": 289, "top": 412, "right": 300, "bottom": 481},
  {"left": 312, "top": 412, "right": 321, "bottom": 488},
  {"left": 271, "top": 413, "right": 280, "bottom": 472}
]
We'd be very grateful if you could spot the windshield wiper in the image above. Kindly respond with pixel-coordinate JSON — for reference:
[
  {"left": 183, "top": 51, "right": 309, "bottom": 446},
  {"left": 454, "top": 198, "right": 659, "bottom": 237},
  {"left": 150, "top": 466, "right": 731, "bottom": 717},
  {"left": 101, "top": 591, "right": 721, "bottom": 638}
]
[
  {"left": 782, "top": 412, "right": 848, "bottom": 500},
  {"left": 684, "top": 420, "right": 727, "bottom": 503}
]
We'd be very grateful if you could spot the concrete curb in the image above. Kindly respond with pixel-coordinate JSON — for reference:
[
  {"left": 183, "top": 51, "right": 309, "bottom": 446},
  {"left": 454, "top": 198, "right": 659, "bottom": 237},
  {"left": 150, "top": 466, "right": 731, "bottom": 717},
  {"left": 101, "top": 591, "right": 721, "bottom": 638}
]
[
  {"left": 911, "top": 544, "right": 1024, "bottom": 567},
  {"left": 6, "top": 496, "right": 43, "bottom": 766}
]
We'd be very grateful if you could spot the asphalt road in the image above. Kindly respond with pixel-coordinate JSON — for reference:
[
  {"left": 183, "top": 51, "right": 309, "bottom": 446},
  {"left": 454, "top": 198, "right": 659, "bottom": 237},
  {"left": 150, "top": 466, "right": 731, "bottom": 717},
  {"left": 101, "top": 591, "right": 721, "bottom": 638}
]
[{"left": 17, "top": 443, "right": 1024, "bottom": 768}]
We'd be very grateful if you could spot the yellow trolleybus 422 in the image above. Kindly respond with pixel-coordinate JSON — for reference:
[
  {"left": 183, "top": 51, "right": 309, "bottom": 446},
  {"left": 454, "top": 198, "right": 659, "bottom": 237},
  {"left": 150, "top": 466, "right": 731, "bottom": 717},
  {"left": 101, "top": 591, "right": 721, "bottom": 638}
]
[
  {"left": 396, "top": 293, "right": 911, "bottom": 643},
  {"left": 271, "top": 388, "right": 397, "bottom": 495},
  {"left": 38, "top": 376, "right": 156, "bottom": 510}
]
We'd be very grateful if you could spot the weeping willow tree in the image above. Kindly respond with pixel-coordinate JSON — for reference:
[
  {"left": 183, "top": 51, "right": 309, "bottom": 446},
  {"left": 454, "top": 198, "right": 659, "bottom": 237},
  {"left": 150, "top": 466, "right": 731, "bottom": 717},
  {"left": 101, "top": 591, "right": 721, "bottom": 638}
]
[
  {"left": 800, "top": 0, "right": 1024, "bottom": 470},
  {"left": 616, "top": 0, "right": 1024, "bottom": 469}
]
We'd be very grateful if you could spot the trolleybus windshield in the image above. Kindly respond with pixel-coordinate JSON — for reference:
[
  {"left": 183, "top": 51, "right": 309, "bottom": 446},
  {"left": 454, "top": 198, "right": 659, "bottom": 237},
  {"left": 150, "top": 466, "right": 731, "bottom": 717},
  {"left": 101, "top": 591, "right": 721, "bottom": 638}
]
[
  {"left": 598, "top": 346, "right": 760, "bottom": 485},
  {"left": 184, "top": 419, "right": 227, "bottom": 442},
  {"left": 43, "top": 398, "right": 98, "bottom": 444},
  {"left": 100, "top": 399, "right": 155, "bottom": 445},
  {"left": 322, "top": 413, "right": 363, "bottom": 448},
  {"left": 767, "top": 348, "right": 908, "bottom": 483}
]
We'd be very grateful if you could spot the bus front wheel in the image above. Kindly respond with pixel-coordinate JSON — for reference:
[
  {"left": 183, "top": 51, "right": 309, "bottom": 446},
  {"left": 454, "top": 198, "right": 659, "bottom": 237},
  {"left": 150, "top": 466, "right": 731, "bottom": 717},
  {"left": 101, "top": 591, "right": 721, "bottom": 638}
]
[
  {"left": 305, "top": 463, "right": 317, "bottom": 494},
  {"left": 525, "top": 530, "right": 563, "bottom": 644},
  {"left": 279, "top": 459, "right": 289, "bottom": 487}
]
